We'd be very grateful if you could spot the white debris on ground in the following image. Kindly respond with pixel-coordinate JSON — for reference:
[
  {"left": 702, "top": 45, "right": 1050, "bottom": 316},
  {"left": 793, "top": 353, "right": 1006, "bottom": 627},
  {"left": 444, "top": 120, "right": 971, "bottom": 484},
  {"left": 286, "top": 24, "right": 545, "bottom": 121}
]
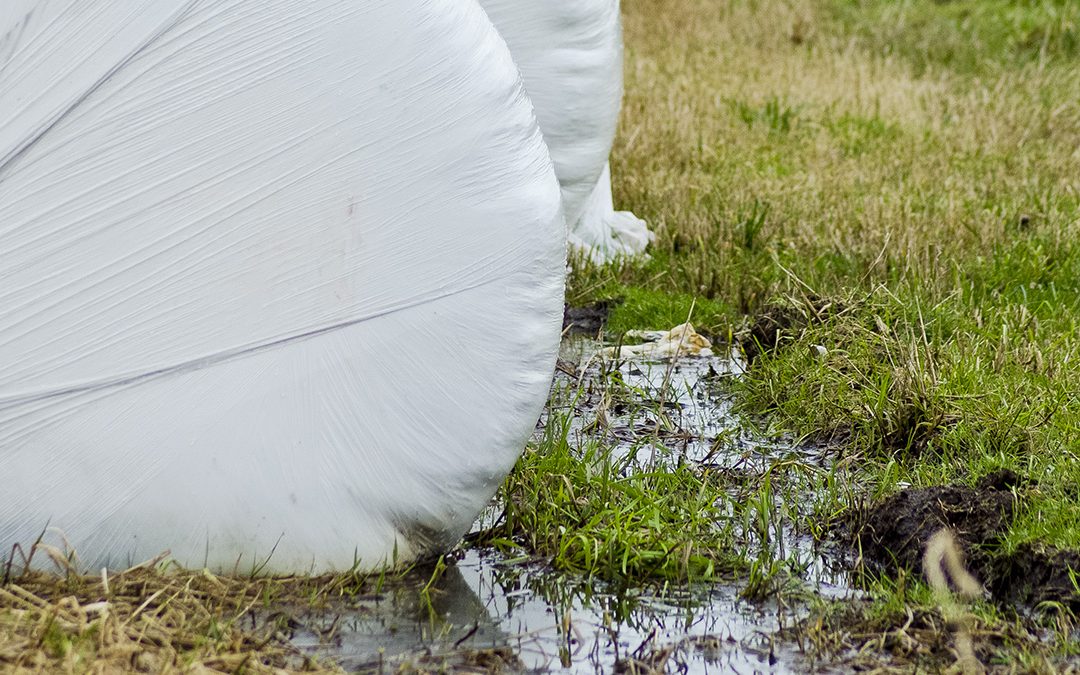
[{"left": 600, "top": 323, "right": 714, "bottom": 360}]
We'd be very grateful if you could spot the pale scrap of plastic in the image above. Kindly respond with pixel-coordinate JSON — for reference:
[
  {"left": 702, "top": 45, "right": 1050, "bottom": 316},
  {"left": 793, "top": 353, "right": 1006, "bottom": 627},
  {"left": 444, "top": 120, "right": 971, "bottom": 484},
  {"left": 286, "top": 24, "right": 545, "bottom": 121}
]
[{"left": 601, "top": 323, "right": 714, "bottom": 360}]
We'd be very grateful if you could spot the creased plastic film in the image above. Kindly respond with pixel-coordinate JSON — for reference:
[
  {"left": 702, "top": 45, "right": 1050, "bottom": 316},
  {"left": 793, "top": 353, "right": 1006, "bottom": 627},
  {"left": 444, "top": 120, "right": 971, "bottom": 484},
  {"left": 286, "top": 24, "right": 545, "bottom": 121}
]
[{"left": 0, "top": 0, "right": 564, "bottom": 572}]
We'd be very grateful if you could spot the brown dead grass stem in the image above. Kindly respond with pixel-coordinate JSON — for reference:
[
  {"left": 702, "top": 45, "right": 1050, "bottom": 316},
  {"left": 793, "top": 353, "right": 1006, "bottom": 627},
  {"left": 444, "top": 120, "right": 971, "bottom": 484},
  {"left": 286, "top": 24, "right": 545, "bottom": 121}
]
[{"left": 924, "top": 529, "right": 986, "bottom": 675}]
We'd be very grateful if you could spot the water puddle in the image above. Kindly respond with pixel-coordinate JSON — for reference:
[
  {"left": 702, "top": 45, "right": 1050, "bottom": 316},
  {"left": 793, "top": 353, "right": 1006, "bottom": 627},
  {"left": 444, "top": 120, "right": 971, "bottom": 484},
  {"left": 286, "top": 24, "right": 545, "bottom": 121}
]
[
  {"left": 551, "top": 337, "right": 824, "bottom": 471},
  {"left": 286, "top": 548, "right": 804, "bottom": 673},
  {"left": 285, "top": 339, "right": 858, "bottom": 673}
]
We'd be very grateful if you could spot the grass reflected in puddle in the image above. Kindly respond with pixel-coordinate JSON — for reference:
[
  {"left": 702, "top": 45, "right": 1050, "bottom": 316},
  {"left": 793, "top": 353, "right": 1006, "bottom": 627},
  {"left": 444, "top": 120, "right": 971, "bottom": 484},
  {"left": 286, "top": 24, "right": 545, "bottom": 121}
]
[{"left": 290, "top": 339, "right": 858, "bottom": 673}]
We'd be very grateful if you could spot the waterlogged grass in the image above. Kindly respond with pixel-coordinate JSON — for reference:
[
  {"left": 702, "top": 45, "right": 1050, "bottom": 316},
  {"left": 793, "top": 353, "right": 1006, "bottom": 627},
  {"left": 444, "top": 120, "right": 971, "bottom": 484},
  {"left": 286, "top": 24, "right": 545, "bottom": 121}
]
[
  {"left": 0, "top": 561, "right": 363, "bottom": 673},
  {"left": 480, "top": 364, "right": 746, "bottom": 583},
  {"left": 0, "top": 553, "right": 520, "bottom": 673},
  {"left": 480, "top": 351, "right": 844, "bottom": 609},
  {"left": 799, "top": 571, "right": 1080, "bottom": 670},
  {"left": 551, "top": 0, "right": 1080, "bottom": 665},
  {"left": 494, "top": 418, "right": 742, "bottom": 581},
  {"left": 588, "top": 0, "right": 1080, "bottom": 553}
]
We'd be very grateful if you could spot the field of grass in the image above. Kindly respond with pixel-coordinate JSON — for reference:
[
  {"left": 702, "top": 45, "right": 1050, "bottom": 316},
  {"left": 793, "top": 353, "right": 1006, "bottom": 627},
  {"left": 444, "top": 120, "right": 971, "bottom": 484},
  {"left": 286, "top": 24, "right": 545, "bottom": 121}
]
[
  {"left": 551, "top": 0, "right": 1080, "bottom": 667},
  {"left": 572, "top": 0, "right": 1080, "bottom": 556},
  {"left": 4, "top": 1, "right": 1080, "bottom": 672}
]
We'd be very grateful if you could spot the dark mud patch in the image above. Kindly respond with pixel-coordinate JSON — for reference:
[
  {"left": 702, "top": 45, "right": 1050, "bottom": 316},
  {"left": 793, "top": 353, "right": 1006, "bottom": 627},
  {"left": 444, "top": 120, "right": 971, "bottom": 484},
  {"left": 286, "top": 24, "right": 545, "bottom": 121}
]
[
  {"left": 846, "top": 470, "right": 1080, "bottom": 611},
  {"left": 563, "top": 300, "right": 620, "bottom": 335},
  {"left": 739, "top": 304, "right": 806, "bottom": 363},
  {"left": 739, "top": 298, "right": 843, "bottom": 363},
  {"left": 992, "top": 543, "right": 1080, "bottom": 612},
  {"left": 849, "top": 470, "right": 1018, "bottom": 579}
]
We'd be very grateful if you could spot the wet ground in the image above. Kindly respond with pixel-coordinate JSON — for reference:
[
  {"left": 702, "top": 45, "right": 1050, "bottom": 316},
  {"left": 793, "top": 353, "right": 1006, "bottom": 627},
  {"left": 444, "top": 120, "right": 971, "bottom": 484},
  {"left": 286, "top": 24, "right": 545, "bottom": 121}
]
[
  {"left": 849, "top": 469, "right": 1080, "bottom": 615},
  {"left": 286, "top": 548, "right": 808, "bottom": 673},
  {"left": 281, "top": 337, "right": 861, "bottom": 673}
]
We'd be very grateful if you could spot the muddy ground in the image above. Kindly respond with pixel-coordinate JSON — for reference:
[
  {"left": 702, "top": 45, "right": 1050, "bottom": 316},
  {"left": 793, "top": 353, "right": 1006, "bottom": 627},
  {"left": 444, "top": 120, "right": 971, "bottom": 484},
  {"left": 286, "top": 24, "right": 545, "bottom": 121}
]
[
  {"left": 848, "top": 469, "right": 1080, "bottom": 614},
  {"left": 4, "top": 325, "right": 1078, "bottom": 673}
]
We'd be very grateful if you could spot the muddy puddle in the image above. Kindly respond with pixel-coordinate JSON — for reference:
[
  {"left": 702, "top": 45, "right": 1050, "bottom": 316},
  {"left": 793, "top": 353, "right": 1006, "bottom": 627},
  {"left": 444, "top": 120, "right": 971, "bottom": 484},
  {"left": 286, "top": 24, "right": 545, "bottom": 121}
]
[
  {"left": 286, "top": 548, "right": 801, "bottom": 673},
  {"left": 286, "top": 338, "right": 858, "bottom": 673}
]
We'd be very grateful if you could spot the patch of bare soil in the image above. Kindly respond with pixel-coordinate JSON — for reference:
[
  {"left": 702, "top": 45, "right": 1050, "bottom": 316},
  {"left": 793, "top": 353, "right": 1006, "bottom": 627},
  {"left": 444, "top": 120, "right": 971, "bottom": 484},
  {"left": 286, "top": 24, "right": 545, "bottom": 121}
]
[
  {"left": 851, "top": 470, "right": 1017, "bottom": 579},
  {"left": 562, "top": 300, "right": 619, "bottom": 335},
  {"left": 992, "top": 543, "right": 1080, "bottom": 612},
  {"left": 739, "top": 297, "right": 844, "bottom": 363},
  {"left": 847, "top": 470, "right": 1080, "bottom": 612},
  {"left": 739, "top": 303, "right": 806, "bottom": 363}
]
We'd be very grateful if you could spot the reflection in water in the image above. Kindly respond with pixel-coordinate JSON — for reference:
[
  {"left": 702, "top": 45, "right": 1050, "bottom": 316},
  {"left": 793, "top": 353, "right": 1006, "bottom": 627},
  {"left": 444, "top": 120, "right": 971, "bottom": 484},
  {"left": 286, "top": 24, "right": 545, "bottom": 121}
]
[
  {"left": 290, "top": 344, "right": 857, "bottom": 672},
  {"left": 458, "top": 548, "right": 797, "bottom": 673},
  {"left": 285, "top": 558, "right": 498, "bottom": 671},
  {"left": 291, "top": 548, "right": 806, "bottom": 673}
]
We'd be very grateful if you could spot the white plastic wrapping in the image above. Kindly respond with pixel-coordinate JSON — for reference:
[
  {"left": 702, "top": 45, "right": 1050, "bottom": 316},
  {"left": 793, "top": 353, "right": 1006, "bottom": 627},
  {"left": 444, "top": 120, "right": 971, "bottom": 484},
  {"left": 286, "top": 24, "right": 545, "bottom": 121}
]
[
  {"left": 479, "top": 0, "right": 653, "bottom": 260},
  {"left": 0, "top": 0, "right": 564, "bottom": 572}
]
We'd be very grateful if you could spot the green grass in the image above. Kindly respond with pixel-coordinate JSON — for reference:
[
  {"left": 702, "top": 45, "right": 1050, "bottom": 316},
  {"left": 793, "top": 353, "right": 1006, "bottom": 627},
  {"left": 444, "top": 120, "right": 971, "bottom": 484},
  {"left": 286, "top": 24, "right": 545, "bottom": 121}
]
[
  {"left": 584, "top": 0, "right": 1080, "bottom": 552},
  {"left": 530, "top": 0, "right": 1080, "bottom": 665},
  {"left": 473, "top": 347, "right": 843, "bottom": 592},
  {"left": 569, "top": 281, "right": 735, "bottom": 336},
  {"left": 738, "top": 270, "right": 1080, "bottom": 552},
  {"left": 831, "top": 0, "right": 1080, "bottom": 76},
  {"left": 480, "top": 371, "right": 748, "bottom": 582},
  {"left": 801, "top": 570, "right": 1080, "bottom": 669}
]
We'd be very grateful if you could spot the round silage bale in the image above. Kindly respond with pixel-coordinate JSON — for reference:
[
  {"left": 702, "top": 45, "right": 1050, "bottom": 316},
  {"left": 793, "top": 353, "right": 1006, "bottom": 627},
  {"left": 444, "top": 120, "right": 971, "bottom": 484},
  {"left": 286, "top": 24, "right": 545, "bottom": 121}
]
[
  {"left": 0, "top": 0, "right": 564, "bottom": 572},
  {"left": 478, "top": 0, "right": 654, "bottom": 260}
]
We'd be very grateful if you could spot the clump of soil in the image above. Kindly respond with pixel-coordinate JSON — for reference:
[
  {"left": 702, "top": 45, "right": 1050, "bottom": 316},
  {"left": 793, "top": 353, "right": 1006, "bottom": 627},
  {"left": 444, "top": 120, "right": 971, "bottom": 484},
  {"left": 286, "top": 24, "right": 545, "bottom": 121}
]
[
  {"left": 563, "top": 300, "right": 619, "bottom": 335},
  {"left": 991, "top": 543, "right": 1080, "bottom": 611},
  {"left": 740, "top": 304, "right": 805, "bottom": 363},
  {"left": 846, "top": 470, "right": 1080, "bottom": 611},
  {"left": 851, "top": 470, "right": 1019, "bottom": 581},
  {"left": 739, "top": 297, "right": 843, "bottom": 363}
]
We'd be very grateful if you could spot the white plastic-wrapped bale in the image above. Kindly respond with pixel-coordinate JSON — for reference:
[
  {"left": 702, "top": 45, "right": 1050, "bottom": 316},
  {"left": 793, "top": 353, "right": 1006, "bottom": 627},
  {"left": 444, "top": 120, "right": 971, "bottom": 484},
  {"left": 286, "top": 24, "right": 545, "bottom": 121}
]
[
  {"left": 479, "top": 0, "right": 653, "bottom": 261},
  {"left": 0, "top": 0, "right": 564, "bottom": 572}
]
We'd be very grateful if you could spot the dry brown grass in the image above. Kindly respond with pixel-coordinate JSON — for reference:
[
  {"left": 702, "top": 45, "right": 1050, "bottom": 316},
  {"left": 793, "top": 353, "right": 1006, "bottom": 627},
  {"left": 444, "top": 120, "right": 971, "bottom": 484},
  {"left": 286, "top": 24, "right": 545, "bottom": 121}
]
[
  {"left": 0, "top": 560, "right": 344, "bottom": 674},
  {"left": 613, "top": 0, "right": 1080, "bottom": 297}
]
